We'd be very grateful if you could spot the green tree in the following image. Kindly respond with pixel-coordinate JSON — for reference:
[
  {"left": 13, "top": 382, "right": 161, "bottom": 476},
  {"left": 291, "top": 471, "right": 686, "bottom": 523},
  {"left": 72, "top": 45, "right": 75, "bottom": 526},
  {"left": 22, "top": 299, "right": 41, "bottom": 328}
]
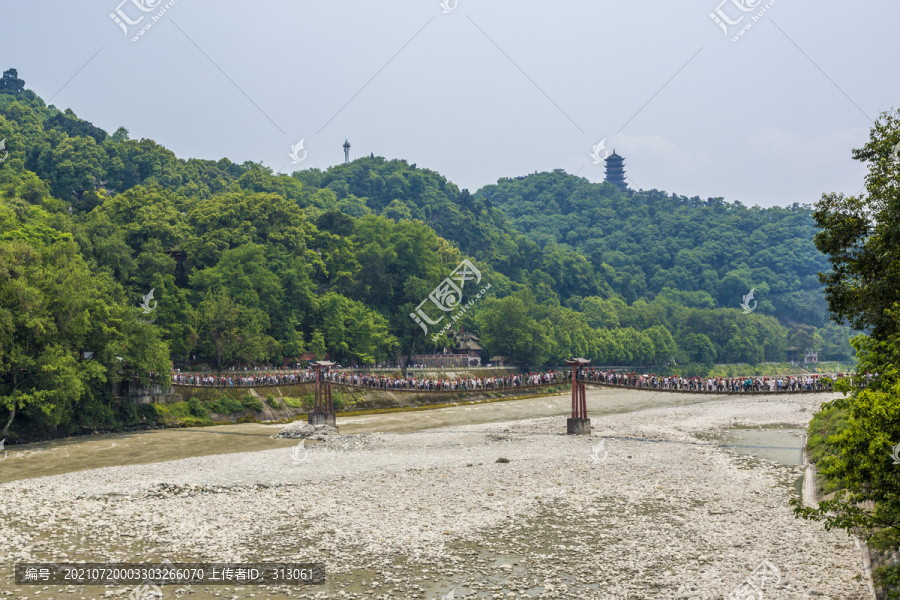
[
  {"left": 787, "top": 323, "right": 822, "bottom": 354},
  {"left": 0, "top": 234, "right": 169, "bottom": 436},
  {"left": 195, "top": 288, "right": 278, "bottom": 370},
  {"left": 0, "top": 68, "right": 25, "bottom": 95},
  {"left": 814, "top": 109, "right": 900, "bottom": 339},
  {"left": 794, "top": 111, "right": 900, "bottom": 590},
  {"left": 477, "top": 295, "right": 553, "bottom": 367},
  {"left": 310, "top": 329, "right": 327, "bottom": 360},
  {"left": 580, "top": 296, "right": 621, "bottom": 329},
  {"left": 645, "top": 325, "right": 677, "bottom": 365},
  {"left": 681, "top": 333, "right": 716, "bottom": 364}
]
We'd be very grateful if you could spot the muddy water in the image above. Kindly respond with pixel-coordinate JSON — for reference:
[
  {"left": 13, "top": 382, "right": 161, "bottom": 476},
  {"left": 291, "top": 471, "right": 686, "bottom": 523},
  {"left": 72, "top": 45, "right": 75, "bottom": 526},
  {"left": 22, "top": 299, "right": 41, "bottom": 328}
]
[
  {"left": 723, "top": 426, "right": 807, "bottom": 499},
  {"left": 0, "top": 388, "right": 729, "bottom": 485},
  {"left": 0, "top": 424, "right": 300, "bottom": 485},
  {"left": 722, "top": 426, "right": 806, "bottom": 466}
]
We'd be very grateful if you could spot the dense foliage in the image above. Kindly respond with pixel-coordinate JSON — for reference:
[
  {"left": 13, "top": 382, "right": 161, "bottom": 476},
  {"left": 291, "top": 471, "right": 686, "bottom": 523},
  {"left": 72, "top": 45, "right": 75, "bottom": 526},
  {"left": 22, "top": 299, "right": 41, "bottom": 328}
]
[
  {"left": 480, "top": 171, "right": 829, "bottom": 326},
  {"left": 0, "top": 197, "right": 170, "bottom": 437},
  {"left": 0, "top": 68, "right": 853, "bottom": 437},
  {"left": 792, "top": 110, "right": 900, "bottom": 594}
]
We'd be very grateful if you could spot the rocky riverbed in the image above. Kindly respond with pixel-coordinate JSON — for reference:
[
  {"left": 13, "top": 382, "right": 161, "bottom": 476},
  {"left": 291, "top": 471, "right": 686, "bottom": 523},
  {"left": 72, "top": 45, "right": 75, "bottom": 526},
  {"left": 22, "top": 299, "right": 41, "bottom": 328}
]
[
  {"left": 0, "top": 392, "right": 869, "bottom": 599},
  {"left": 274, "top": 422, "right": 342, "bottom": 441}
]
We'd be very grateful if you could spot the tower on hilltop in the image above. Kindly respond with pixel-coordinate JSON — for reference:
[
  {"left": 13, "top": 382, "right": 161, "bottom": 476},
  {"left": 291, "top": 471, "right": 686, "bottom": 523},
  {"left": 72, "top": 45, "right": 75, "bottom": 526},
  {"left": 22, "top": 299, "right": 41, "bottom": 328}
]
[
  {"left": 604, "top": 151, "right": 627, "bottom": 190},
  {"left": 343, "top": 140, "right": 350, "bottom": 164}
]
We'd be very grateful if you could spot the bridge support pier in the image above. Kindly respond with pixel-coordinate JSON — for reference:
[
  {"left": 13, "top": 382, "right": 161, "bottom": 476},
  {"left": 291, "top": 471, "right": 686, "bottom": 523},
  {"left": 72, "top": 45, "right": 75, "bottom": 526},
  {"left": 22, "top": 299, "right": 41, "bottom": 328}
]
[
  {"left": 566, "top": 358, "right": 591, "bottom": 435},
  {"left": 567, "top": 418, "right": 591, "bottom": 435},
  {"left": 308, "top": 411, "right": 336, "bottom": 427},
  {"left": 308, "top": 361, "right": 338, "bottom": 430}
]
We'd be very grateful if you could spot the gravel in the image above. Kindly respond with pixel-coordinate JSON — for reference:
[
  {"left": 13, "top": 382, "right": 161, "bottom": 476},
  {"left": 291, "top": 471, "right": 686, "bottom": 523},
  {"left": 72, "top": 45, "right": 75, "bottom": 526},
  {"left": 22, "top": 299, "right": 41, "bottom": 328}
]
[
  {"left": 274, "top": 423, "right": 341, "bottom": 441},
  {"left": 0, "top": 392, "right": 870, "bottom": 599}
]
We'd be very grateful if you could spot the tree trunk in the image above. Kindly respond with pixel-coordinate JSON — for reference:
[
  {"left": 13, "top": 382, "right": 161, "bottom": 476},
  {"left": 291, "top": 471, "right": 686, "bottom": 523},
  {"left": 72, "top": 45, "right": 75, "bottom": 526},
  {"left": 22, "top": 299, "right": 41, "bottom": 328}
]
[
  {"left": 402, "top": 339, "right": 415, "bottom": 377},
  {"left": 1, "top": 404, "right": 15, "bottom": 437}
]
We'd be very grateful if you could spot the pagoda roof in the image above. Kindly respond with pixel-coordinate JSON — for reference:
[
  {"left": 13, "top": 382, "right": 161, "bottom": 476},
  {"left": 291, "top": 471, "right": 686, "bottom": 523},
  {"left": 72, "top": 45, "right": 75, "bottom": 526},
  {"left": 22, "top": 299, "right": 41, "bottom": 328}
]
[{"left": 565, "top": 357, "right": 591, "bottom": 365}]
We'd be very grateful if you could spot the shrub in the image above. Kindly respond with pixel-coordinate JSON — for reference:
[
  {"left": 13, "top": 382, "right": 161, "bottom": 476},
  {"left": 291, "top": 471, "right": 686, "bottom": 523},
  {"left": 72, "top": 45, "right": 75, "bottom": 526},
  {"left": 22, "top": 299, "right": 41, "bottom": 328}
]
[
  {"left": 806, "top": 404, "right": 848, "bottom": 495},
  {"left": 188, "top": 397, "right": 208, "bottom": 418},
  {"left": 151, "top": 401, "right": 209, "bottom": 426},
  {"left": 208, "top": 396, "right": 244, "bottom": 415},
  {"left": 242, "top": 395, "right": 264, "bottom": 412},
  {"left": 140, "top": 403, "right": 159, "bottom": 422},
  {"left": 118, "top": 401, "right": 140, "bottom": 424},
  {"left": 282, "top": 397, "right": 304, "bottom": 408},
  {"left": 266, "top": 393, "right": 280, "bottom": 408}
]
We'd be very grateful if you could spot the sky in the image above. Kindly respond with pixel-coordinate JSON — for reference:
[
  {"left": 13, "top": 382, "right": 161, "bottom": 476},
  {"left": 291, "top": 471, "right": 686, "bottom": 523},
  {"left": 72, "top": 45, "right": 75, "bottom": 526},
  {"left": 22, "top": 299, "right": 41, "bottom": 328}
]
[{"left": 0, "top": 0, "right": 896, "bottom": 207}]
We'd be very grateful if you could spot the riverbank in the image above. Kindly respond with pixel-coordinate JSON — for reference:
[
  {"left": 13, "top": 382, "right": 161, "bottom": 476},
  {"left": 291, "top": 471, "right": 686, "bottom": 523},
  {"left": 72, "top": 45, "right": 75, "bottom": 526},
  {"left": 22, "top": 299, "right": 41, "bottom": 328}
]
[
  {"left": 0, "top": 383, "right": 571, "bottom": 446},
  {"left": 0, "top": 389, "right": 869, "bottom": 599}
]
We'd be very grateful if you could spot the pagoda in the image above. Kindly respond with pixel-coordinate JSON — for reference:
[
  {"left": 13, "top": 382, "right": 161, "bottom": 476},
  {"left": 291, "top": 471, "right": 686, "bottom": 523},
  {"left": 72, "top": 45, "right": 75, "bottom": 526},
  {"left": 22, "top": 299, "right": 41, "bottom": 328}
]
[{"left": 604, "top": 151, "right": 627, "bottom": 190}]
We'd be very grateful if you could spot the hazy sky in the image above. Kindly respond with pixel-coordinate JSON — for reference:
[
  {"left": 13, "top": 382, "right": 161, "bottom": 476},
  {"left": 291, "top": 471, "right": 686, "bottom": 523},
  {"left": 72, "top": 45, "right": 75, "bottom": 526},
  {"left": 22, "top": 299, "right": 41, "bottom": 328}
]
[{"left": 1, "top": 1, "right": 896, "bottom": 206}]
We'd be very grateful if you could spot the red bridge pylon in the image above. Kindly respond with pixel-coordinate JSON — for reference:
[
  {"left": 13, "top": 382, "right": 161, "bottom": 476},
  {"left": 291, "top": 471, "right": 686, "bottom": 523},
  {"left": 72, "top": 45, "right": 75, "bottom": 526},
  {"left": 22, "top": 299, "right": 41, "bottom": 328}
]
[
  {"left": 309, "top": 360, "right": 337, "bottom": 428},
  {"left": 566, "top": 358, "right": 591, "bottom": 435}
]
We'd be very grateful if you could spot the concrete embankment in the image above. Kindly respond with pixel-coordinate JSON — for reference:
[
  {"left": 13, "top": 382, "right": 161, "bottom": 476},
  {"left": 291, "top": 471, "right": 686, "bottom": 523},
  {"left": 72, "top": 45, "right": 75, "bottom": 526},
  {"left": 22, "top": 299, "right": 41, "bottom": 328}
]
[{"left": 802, "top": 445, "right": 878, "bottom": 599}]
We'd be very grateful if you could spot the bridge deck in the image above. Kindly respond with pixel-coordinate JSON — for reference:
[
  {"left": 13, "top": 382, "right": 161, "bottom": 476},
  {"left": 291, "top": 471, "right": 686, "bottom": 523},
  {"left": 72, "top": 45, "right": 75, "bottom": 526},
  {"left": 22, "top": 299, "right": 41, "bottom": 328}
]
[{"left": 170, "top": 380, "right": 830, "bottom": 396}]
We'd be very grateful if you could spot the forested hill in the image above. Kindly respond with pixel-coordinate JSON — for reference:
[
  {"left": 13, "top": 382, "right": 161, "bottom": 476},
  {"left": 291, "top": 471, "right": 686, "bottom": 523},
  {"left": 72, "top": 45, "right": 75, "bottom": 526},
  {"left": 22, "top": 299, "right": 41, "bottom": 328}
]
[
  {"left": 479, "top": 170, "right": 829, "bottom": 327},
  {"left": 0, "top": 65, "right": 857, "bottom": 438}
]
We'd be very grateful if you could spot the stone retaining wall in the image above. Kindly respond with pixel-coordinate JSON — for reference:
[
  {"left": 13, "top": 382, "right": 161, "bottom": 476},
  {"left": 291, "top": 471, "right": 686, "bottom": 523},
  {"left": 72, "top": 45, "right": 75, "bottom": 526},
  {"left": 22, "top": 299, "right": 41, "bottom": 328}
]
[
  {"left": 868, "top": 548, "right": 900, "bottom": 599},
  {"left": 803, "top": 446, "right": 879, "bottom": 599},
  {"left": 116, "top": 382, "right": 182, "bottom": 405}
]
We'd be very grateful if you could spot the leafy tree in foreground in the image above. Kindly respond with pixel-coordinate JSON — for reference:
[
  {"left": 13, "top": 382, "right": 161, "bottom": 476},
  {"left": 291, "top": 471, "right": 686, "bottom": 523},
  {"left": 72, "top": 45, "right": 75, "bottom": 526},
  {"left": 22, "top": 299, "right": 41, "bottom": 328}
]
[
  {"left": 814, "top": 110, "right": 900, "bottom": 340},
  {"left": 793, "top": 110, "right": 900, "bottom": 593},
  {"left": 310, "top": 330, "right": 326, "bottom": 360}
]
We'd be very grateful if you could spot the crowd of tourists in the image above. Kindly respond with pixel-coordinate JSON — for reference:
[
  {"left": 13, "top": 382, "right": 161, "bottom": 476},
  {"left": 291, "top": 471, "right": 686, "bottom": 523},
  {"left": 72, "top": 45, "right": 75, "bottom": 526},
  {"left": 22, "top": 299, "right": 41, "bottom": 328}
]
[
  {"left": 169, "top": 369, "right": 563, "bottom": 390},
  {"left": 170, "top": 370, "right": 318, "bottom": 387},
  {"left": 327, "top": 370, "right": 563, "bottom": 391},
  {"left": 581, "top": 370, "right": 834, "bottom": 392},
  {"left": 169, "top": 367, "right": 857, "bottom": 393}
]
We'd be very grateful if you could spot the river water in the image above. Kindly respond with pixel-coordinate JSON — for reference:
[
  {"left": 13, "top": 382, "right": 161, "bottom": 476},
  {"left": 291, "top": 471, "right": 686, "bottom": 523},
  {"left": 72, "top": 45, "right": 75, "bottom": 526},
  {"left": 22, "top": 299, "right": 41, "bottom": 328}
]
[{"left": 721, "top": 426, "right": 806, "bottom": 466}]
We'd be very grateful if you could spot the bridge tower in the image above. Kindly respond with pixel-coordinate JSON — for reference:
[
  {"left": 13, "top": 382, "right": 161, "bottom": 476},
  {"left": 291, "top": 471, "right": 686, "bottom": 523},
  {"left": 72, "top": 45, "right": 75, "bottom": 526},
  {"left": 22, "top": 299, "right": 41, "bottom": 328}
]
[
  {"left": 309, "top": 360, "right": 337, "bottom": 428},
  {"left": 566, "top": 358, "right": 591, "bottom": 435}
]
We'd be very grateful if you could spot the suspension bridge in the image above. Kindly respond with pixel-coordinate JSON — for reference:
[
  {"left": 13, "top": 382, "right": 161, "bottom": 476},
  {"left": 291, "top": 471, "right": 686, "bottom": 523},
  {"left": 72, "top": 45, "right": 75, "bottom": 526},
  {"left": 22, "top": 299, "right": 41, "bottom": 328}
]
[{"left": 168, "top": 360, "right": 837, "bottom": 436}]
